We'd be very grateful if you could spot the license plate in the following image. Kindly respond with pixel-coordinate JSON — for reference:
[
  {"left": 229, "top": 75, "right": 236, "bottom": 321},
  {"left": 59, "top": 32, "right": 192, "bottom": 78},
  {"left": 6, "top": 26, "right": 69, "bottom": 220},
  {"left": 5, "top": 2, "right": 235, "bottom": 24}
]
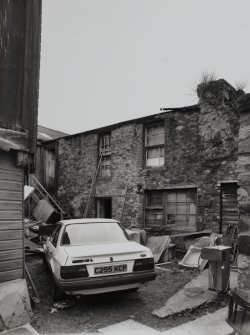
[{"left": 94, "top": 264, "right": 127, "bottom": 275}]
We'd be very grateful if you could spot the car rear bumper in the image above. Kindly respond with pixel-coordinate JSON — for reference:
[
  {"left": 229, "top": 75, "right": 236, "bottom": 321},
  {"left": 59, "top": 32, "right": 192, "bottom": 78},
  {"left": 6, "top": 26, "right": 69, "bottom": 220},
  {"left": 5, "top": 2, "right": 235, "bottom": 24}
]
[{"left": 54, "top": 270, "right": 156, "bottom": 291}]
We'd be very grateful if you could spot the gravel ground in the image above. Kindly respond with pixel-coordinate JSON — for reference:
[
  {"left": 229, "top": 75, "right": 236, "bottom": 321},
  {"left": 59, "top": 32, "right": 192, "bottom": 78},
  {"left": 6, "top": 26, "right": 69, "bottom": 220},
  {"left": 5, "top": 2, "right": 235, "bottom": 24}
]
[{"left": 26, "top": 254, "right": 230, "bottom": 334}]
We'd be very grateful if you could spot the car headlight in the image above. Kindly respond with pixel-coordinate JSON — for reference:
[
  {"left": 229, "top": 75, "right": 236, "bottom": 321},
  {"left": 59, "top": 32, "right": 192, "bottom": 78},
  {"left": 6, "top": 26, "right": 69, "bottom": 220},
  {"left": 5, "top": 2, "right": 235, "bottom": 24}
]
[
  {"left": 133, "top": 258, "right": 154, "bottom": 271},
  {"left": 60, "top": 265, "right": 89, "bottom": 279}
]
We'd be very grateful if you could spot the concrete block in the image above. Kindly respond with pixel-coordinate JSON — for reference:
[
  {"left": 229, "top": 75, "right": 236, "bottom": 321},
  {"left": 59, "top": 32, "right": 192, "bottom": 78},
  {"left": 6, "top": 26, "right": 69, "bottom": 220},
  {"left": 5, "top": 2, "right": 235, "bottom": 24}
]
[
  {"left": 0, "top": 293, "right": 31, "bottom": 330},
  {"left": 0, "top": 324, "right": 39, "bottom": 335},
  {"left": 161, "top": 308, "right": 233, "bottom": 335},
  {"left": 0, "top": 279, "right": 32, "bottom": 330},
  {"left": 99, "top": 319, "right": 159, "bottom": 335}
]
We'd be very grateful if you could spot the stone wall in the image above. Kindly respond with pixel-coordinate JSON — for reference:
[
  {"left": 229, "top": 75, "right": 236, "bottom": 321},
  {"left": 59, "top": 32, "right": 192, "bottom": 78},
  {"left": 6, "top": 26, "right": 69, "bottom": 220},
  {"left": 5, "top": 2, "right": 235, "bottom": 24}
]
[
  {"left": 55, "top": 79, "right": 240, "bottom": 233},
  {"left": 237, "top": 93, "right": 250, "bottom": 302},
  {"left": 57, "top": 133, "right": 98, "bottom": 218},
  {"left": 197, "top": 79, "right": 239, "bottom": 231}
]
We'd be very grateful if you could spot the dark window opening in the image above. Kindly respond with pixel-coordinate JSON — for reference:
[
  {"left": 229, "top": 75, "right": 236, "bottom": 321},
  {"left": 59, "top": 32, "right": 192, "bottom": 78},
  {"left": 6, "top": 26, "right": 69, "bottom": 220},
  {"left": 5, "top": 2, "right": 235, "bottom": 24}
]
[{"left": 96, "top": 198, "right": 112, "bottom": 218}]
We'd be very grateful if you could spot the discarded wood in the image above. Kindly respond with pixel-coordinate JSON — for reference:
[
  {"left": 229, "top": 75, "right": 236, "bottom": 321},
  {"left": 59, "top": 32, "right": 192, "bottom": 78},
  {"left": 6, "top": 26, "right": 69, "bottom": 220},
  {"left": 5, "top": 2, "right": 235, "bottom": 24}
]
[
  {"left": 155, "top": 266, "right": 172, "bottom": 272},
  {"left": 25, "top": 237, "right": 43, "bottom": 254},
  {"left": 25, "top": 264, "right": 40, "bottom": 303},
  {"left": 25, "top": 237, "right": 41, "bottom": 250},
  {"left": 25, "top": 249, "right": 43, "bottom": 255},
  {"left": 146, "top": 236, "right": 171, "bottom": 263},
  {"left": 156, "top": 262, "right": 171, "bottom": 266}
]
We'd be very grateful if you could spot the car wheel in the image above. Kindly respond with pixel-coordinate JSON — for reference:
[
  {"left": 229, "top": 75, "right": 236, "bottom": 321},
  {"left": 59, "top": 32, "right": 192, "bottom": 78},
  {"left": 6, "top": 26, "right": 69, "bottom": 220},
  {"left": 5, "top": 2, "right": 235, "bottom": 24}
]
[{"left": 53, "top": 282, "right": 67, "bottom": 302}]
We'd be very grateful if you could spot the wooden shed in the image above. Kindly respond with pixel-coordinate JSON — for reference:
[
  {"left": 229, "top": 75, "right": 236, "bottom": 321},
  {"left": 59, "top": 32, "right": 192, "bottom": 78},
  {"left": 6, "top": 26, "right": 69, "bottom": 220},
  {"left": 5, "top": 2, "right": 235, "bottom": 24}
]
[
  {"left": 0, "top": 0, "right": 42, "bottom": 289},
  {"left": 0, "top": 151, "right": 24, "bottom": 283}
]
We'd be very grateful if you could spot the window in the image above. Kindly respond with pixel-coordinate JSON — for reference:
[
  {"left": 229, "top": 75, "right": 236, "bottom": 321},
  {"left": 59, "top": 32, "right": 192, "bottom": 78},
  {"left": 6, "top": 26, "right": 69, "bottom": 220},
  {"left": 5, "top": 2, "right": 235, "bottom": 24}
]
[
  {"left": 145, "top": 191, "right": 163, "bottom": 227},
  {"left": 145, "top": 123, "right": 164, "bottom": 167},
  {"left": 145, "top": 188, "right": 197, "bottom": 231},
  {"left": 50, "top": 224, "right": 61, "bottom": 247},
  {"left": 99, "top": 133, "right": 111, "bottom": 176},
  {"left": 100, "top": 134, "right": 111, "bottom": 156},
  {"left": 61, "top": 222, "right": 128, "bottom": 245},
  {"left": 166, "top": 189, "right": 197, "bottom": 229}
]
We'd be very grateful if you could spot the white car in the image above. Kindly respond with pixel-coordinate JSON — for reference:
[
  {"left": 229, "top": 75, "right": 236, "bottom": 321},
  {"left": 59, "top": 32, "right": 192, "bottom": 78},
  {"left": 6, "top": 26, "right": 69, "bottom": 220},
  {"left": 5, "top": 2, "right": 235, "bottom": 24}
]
[{"left": 43, "top": 219, "right": 156, "bottom": 300}]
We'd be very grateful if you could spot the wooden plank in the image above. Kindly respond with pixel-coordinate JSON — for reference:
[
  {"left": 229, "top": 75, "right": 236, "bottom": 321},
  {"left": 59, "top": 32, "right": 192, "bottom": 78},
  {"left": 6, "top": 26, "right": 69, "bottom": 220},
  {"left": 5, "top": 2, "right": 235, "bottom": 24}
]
[
  {"left": 0, "top": 221, "right": 23, "bottom": 230},
  {"left": 0, "top": 269, "right": 23, "bottom": 283},
  {"left": 222, "top": 198, "right": 237, "bottom": 200},
  {"left": 0, "top": 240, "right": 23, "bottom": 251},
  {"left": 222, "top": 220, "right": 239, "bottom": 225},
  {"left": 0, "top": 201, "right": 22, "bottom": 210},
  {"left": 222, "top": 219, "right": 239, "bottom": 223},
  {"left": 0, "top": 180, "right": 22, "bottom": 191},
  {"left": 0, "top": 169, "right": 22, "bottom": 181},
  {"left": 0, "top": 190, "right": 22, "bottom": 201},
  {"left": 166, "top": 226, "right": 196, "bottom": 232},
  {"left": 0, "top": 259, "right": 23, "bottom": 272},
  {"left": 0, "top": 249, "right": 23, "bottom": 262},
  {"left": 222, "top": 207, "right": 239, "bottom": 212},
  {"left": 222, "top": 214, "right": 239, "bottom": 219},
  {"left": 0, "top": 211, "right": 22, "bottom": 220},
  {"left": 0, "top": 230, "right": 22, "bottom": 241}
]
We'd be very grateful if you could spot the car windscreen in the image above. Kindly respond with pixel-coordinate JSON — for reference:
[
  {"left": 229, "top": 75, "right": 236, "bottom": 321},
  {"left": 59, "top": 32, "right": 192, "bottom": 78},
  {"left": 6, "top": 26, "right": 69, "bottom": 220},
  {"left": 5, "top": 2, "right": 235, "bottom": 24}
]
[{"left": 61, "top": 222, "right": 129, "bottom": 245}]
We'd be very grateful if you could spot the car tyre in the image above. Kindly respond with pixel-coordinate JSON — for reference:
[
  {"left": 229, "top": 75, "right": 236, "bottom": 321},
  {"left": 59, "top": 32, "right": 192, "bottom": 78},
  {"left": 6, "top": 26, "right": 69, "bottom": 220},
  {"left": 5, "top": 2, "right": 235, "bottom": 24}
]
[{"left": 53, "top": 282, "right": 67, "bottom": 302}]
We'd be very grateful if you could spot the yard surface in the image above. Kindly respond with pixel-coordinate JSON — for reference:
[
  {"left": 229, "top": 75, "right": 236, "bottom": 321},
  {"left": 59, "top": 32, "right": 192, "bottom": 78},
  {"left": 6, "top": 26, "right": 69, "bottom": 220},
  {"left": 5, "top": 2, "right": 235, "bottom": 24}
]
[{"left": 26, "top": 254, "right": 229, "bottom": 334}]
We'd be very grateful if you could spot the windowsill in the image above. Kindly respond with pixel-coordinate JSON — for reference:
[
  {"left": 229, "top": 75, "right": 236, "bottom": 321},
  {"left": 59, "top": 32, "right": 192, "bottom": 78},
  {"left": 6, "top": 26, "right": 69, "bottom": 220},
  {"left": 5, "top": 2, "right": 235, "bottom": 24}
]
[{"left": 144, "top": 167, "right": 166, "bottom": 171}]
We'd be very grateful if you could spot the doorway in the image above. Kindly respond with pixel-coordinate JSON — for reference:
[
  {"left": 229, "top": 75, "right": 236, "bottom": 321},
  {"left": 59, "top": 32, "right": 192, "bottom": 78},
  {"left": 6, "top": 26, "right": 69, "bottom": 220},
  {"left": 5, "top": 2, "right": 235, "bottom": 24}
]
[{"left": 96, "top": 198, "right": 112, "bottom": 218}]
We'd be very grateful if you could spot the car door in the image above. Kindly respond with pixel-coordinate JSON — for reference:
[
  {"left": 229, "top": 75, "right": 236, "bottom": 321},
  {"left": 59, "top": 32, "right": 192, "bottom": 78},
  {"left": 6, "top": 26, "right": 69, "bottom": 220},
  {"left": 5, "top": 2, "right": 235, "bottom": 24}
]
[{"left": 47, "top": 224, "right": 62, "bottom": 273}]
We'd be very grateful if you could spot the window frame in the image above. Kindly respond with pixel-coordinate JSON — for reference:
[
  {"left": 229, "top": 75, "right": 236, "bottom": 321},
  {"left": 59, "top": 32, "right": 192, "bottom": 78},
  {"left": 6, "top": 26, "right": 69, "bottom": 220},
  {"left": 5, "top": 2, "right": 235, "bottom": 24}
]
[
  {"left": 144, "top": 123, "right": 165, "bottom": 168},
  {"left": 144, "top": 188, "right": 197, "bottom": 231},
  {"left": 165, "top": 188, "right": 197, "bottom": 231},
  {"left": 99, "top": 133, "right": 111, "bottom": 177},
  {"left": 145, "top": 190, "right": 164, "bottom": 227}
]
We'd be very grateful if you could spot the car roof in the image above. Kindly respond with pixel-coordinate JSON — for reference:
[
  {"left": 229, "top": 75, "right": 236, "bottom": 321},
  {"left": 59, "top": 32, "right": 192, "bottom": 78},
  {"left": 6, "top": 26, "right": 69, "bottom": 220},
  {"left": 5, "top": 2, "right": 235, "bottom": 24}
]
[{"left": 59, "top": 218, "right": 119, "bottom": 226}]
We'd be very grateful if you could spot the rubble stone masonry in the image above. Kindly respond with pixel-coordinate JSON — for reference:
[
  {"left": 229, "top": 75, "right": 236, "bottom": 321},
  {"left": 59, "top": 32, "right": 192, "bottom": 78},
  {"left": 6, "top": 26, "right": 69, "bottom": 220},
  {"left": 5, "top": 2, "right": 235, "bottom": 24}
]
[
  {"left": 237, "top": 93, "right": 250, "bottom": 302},
  {"left": 56, "top": 79, "right": 240, "bottom": 233}
]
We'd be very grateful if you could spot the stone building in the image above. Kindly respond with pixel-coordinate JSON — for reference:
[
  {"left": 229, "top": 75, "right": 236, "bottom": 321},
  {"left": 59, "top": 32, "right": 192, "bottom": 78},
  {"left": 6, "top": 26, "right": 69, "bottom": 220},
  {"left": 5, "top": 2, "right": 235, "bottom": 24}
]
[{"left": 43, "top": 79, "right": 241, "bottom": 235}]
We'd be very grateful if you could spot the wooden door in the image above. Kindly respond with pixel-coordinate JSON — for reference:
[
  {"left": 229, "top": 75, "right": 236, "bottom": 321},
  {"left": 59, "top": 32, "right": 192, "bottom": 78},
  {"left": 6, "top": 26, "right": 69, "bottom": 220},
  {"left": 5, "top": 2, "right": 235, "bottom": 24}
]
[{"left": 221, "top": 183, "right": 239, "bottom": 235}]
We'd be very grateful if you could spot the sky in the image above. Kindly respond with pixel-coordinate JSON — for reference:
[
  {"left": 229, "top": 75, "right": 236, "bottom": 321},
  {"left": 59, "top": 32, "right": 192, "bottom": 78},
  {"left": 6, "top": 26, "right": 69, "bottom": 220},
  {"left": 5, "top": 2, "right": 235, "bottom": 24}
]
[{"left": 38, "top": 0, "right": 250, "bottom": 135}]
